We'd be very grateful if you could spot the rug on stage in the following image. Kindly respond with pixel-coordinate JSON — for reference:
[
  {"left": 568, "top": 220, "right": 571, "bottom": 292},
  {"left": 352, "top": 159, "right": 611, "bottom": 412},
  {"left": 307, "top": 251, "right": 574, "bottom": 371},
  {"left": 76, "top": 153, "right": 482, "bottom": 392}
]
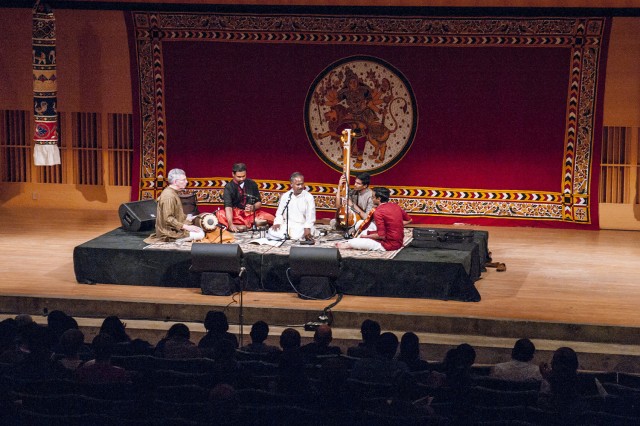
[{"left": 143, "top": 226, "right": 413, "bottom": 260}]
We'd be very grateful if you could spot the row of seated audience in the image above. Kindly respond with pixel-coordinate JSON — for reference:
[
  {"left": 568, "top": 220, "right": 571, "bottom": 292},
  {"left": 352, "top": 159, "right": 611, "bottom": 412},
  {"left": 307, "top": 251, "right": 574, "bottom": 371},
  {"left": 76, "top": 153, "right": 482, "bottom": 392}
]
[{"left": 0, "top": 310, "right": 638, "bottom": 425}]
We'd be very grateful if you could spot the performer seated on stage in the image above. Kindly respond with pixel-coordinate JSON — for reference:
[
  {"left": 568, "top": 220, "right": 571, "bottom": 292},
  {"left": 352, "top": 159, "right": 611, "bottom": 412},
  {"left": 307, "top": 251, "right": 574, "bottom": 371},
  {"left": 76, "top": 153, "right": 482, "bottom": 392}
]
[
  {"left": 336, "top": 187, "right": 411, "bottom": 251},
  {"left": 144, "top": 168, "right": 204, "bottom": 244},
  {"left": 331, "top": 172, "right": 374, "bottom": 231},
  {"left": 267, "top": 172, "right": 316, "bottom": 241},
  {"left": 216, "top": 163, "right": 275, "bottom": 232}
]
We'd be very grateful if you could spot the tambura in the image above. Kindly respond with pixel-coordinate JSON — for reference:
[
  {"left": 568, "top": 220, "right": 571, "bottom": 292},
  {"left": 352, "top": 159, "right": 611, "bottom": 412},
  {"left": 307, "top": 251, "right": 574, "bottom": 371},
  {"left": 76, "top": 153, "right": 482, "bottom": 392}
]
[{"left": 194, "top": 213, "right": 218, "bottom": 232}]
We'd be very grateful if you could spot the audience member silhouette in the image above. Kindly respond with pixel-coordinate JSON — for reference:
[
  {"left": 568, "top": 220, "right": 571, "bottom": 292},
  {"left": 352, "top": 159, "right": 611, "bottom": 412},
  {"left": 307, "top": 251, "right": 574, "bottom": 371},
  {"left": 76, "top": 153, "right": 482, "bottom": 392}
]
[
  {"left": 538, "top": 346, "right": 587, "bottom": 422},
  {"left": 14, "top": 314, "right": 33, "bottom": 329},
  {"left": 75, "top": 333, "right": 129, "bottom": 384},
  {"left": 99, "top": 315, "right": 152, "bottom": 356},
  {"left": 277, "top": 328, "right": 313, "bottom": 398},
  {"left": 2, "top": 309, "right": 637, "bottom": 426},
  {"left": 57, "top": 328, "right": 87, "bottom": 371},
  {"left": 154, "top": 323, "right": 201, "bottom": 359},
  {"left": 0, "top": 316, "right": 33, "bottom": 364},
  {"left": 446, "top": 343, "right": 476, "bottom": 387},
  {"left": 346, "top": 319, "right": 380, "bottom": 359},
  {"left": 396, "top": 331, "right": 430, "bottom": 372},
  {"left": 436, "top": 344, "right": 477, "bottom": 424},
  {"left": 212, "top": 339, "right": 241, "bottom": 386},
  {"left": 239, "top": 320, "right": 280, "bottom": 357},
  {"left": 7, "top": 322, "right": 68, "bottom": 381},
  {"left": 279, "top": 327, "right": 301, "bottom": 353},
  {"left": 350, "top": 332, "right": 409, "bottom": 383},
  {"left": 199, "top": 310, "right": 239, "bottom": 358},
  {"left": 300, "top": 324, "right": 342, "bottom": 362},
  {"left": 100, "top": 315, "right": 130, "bottom": 343},
  {"left": 0, "top": 318, "right": 18, "bottom": 362},
  {"left": 47, "top": 310, "right": 78, "bottom": 350},
  {"left": 490, "top": 338, "right": 542, "bottom": 382}
]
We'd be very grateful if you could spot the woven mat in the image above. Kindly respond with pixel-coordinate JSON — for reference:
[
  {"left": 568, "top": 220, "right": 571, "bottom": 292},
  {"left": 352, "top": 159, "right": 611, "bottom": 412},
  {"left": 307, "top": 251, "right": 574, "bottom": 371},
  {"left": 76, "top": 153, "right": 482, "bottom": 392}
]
[{"left": 143, "top": 225, "right": 413, "bottom": 260}]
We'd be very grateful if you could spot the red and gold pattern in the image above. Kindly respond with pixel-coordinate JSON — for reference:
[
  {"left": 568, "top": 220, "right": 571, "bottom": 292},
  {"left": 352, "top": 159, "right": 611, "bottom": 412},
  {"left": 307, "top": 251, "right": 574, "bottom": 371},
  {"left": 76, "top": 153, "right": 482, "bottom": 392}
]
[{"left": 132, "top": 12, "right": 606, "bottom": 224}]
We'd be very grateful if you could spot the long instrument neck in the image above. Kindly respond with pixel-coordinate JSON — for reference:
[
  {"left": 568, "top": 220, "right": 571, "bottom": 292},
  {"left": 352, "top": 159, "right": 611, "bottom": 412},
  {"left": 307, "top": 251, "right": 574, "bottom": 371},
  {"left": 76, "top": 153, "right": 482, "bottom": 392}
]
[{"left": 342, "top": 129, "right": 351, "bottom": 198}]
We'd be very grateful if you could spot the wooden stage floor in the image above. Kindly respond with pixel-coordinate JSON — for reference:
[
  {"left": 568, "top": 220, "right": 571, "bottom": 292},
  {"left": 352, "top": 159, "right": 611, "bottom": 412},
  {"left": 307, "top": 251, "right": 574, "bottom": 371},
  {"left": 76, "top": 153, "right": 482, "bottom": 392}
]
[{"left": 2, "top": 207, "right": 640, "bottom": 369}]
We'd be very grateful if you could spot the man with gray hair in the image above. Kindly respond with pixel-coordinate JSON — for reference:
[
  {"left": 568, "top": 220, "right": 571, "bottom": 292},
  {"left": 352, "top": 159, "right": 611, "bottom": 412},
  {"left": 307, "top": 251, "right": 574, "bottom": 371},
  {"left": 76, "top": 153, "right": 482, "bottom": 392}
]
[{"left": 145, "top": 168, "right": 204, "bottom": 243}]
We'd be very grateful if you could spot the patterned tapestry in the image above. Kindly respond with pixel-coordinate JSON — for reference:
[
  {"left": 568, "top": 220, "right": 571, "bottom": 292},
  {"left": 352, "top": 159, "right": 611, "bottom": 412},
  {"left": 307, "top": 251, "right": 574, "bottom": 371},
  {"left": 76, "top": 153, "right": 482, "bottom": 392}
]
[
  {"left": 128, "top": 12, "right": 609, "bottom": 228},
  {"left": 32, "top": 0, "right": 60, "bottom": 166}
]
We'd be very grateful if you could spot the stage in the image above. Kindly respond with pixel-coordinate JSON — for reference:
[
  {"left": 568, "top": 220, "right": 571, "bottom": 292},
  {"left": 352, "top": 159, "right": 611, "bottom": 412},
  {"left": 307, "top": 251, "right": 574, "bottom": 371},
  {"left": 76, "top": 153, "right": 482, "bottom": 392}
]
[
  {"left": 73, "top": 226, "right": 488, "bottom": 302},
  {"left": 2, "top": 207, "right": 640, "bottom": 371}
]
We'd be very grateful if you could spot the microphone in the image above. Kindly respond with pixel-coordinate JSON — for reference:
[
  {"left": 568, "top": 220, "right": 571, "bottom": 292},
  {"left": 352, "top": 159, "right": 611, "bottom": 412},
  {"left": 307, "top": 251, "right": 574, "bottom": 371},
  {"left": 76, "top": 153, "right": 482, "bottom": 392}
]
[{"left": 283, "top": 191, "right": 293, "bottom": 209}]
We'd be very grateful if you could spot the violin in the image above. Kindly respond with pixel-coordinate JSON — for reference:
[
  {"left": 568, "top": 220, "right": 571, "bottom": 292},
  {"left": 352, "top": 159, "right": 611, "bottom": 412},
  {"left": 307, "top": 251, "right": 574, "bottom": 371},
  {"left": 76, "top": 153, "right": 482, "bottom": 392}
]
[{"left": 353, "top": 207, "right": 375, "bottom": 238}]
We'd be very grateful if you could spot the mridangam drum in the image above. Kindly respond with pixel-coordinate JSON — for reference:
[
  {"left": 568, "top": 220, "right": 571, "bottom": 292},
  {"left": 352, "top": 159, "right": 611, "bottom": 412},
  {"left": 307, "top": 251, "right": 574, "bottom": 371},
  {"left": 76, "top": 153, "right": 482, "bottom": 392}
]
[{"left": 194, "top": 213, "right": 218, "bottom": 232}]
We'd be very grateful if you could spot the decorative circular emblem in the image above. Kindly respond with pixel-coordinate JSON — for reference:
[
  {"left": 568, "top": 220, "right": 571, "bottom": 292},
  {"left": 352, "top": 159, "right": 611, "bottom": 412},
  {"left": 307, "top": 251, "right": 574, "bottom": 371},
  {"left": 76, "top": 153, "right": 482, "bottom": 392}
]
[{"left": 305, "top": 56, "right": 418, "bottom": 175}]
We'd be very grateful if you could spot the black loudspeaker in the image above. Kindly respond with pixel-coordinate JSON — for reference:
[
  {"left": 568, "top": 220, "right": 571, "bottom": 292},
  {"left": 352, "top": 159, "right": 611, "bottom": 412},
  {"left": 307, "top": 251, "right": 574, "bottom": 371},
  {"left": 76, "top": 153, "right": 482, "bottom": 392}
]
[
  {"left": 289, "top": 246, "right": 341, "bottom": 280},
  {"left": 289, "top": 247, "right": 341, "bottom": 300},
  {"left": 191, "top": 244, "right": 243, "bottom": 273},
  {"left": 191, "top": 244, "right": 243, "bottom": 296},
  {"left": 118, "top": 199, "right": 157, "bottom": 232}
]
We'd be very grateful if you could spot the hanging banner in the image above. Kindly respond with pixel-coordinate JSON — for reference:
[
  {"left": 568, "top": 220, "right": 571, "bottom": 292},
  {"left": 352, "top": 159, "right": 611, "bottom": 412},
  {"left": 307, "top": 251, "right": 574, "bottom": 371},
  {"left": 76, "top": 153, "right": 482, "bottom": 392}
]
[{"left": 32, "top": 0, "right": 60, "bottom": 166}]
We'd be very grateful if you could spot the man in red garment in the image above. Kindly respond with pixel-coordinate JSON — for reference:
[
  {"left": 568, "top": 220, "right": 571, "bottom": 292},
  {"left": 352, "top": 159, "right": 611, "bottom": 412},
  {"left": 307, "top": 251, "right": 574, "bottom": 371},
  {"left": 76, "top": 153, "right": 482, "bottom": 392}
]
[{"left": 337, "top": 186, "right": 411, "bottom": 251}]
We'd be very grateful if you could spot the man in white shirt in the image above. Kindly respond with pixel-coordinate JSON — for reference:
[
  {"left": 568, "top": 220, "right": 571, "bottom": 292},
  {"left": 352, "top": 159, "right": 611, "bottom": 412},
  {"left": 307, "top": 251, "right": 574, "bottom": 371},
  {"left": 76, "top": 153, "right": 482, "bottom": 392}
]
[
  {"left": 268, "top": 172, "right": 316, "bottom": 241},
  {"left": 490, "top": 338, "right": 543, "bottom": 382}
]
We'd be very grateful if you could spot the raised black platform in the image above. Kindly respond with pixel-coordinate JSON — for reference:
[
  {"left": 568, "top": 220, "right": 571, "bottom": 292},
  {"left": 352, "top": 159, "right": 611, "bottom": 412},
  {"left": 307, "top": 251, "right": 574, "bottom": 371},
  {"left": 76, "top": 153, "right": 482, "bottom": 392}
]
[{"left": 73, "top": 228, "right": 485, "bottom": 302}]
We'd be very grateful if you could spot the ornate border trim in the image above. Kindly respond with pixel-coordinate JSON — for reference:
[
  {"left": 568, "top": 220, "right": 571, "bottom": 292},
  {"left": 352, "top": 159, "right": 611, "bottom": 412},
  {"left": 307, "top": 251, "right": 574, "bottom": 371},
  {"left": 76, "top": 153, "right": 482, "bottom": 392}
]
[{"left": 132, "top": 12, "right": 606, "bottom": 224}]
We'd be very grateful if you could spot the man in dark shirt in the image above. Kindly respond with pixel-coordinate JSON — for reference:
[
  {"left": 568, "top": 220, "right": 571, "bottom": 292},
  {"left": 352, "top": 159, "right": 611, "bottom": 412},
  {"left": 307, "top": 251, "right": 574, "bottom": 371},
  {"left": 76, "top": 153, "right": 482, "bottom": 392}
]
[
  {"left": 299, "top": 324, "right": 342, "bottom": 363},
  {"left": 215, "top": 163, "right": 275, "bottom": 232},
  {"left": 337, "top": 186, "right": 411, "bottom": 251}
]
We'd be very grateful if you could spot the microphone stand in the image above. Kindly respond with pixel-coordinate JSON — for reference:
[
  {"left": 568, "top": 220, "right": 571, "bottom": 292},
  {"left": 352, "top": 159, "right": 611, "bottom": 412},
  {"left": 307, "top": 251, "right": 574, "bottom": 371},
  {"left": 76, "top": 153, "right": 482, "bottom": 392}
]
[
  {"left": 283, "top": 191, "right": 292, "bottom": 241},
  {"left": 238, "top": 266, "right": 246, "bottom": 347},
  {"left": 217, "top": 223, "right": 226, "bottom": 244}
]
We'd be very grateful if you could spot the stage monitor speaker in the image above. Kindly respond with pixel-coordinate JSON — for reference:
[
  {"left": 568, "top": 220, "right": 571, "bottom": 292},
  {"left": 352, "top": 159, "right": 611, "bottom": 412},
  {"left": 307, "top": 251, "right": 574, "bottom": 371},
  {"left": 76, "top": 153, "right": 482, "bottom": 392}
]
[
  {"left": 289, "top": 246, "right": 341, "bottom": 280},
  {"left": 191, "top": 243, "right": 243, "bottom": 274},
  {"left": 118, "top": 199, "right": 157, "bottom": 232},
  {"left": 191, "top": 244, "right": 243, "bottom": 296}
]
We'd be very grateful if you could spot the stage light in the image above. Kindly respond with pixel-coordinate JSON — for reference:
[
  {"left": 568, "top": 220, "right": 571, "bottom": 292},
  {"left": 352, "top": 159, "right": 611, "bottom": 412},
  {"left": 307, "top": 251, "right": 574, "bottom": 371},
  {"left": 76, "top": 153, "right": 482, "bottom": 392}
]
[
  {"left": 191, "top": 243, "right": 244, "bottom": 296},
  {"left": 288, "top": 246, "right": 342, "bottom": 300}
]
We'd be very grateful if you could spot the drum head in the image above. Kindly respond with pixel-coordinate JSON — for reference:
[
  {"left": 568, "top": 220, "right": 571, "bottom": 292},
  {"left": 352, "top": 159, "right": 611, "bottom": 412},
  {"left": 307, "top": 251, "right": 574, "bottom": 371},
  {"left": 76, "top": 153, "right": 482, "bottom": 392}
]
[{"left": 196, "top": 213, "right": 218, "bottom": 232}]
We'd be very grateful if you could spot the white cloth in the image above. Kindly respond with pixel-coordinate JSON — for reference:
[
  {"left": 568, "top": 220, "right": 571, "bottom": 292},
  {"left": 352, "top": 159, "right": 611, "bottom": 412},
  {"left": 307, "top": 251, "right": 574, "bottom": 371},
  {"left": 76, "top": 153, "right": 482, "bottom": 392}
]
[
  {"left": 343, "top": 222, "right": 382, "bottom": 250},
  {"left": 344, "top": 237, "right": 384, "bottom": 251},
  {"left": 33, "top": 144, "right": 61, "bottom": 166},
  {"left": 176, "top": 228, "right": 205, "bottom": 243},
  {"left": 268, "top": 190, "right": 316, "bottom": 240},
  {"left": 490, "top": 360, "right": 543, "bottom": 382}
]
